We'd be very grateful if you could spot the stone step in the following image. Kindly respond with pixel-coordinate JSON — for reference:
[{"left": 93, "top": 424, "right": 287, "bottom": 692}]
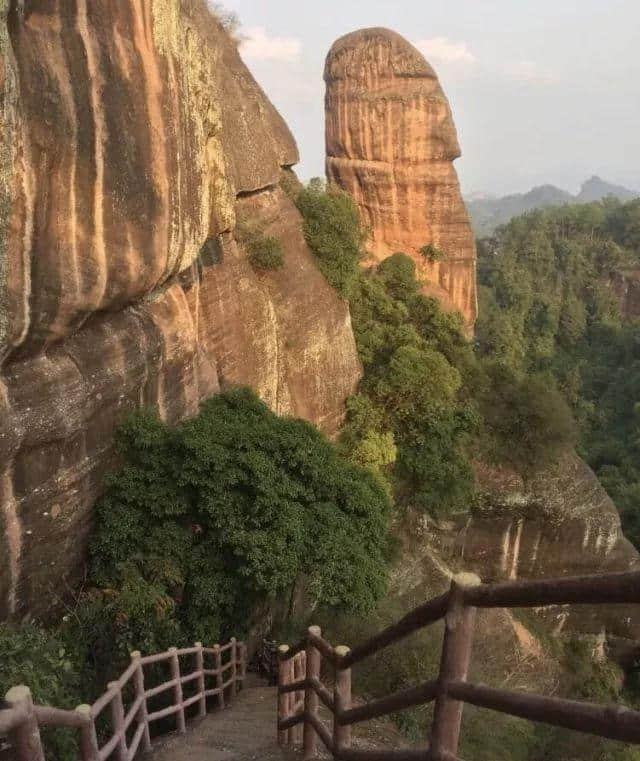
[{"left": 148, "top": 684, "right": 300, "bottom": 761}]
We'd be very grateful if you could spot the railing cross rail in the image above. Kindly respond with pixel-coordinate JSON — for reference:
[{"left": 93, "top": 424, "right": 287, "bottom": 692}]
[
  {"left": 1, "top": 636, "right": 246, "bottom": 761},
  {"left": 277, "top": 569, "right": 640, "bottom": 761}
]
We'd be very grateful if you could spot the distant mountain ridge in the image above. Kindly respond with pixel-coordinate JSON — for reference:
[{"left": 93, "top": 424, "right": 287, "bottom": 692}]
[{"left": 467, "top": 176, "right": 639, "bottom": 237}]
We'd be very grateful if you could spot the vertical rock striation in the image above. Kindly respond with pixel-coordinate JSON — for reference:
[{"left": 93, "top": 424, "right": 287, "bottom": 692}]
[
  {"left": 324, "top": 27, "right": 477, "bottom": 329},
  {"left": 0, "top": 0, "right": 361, "bottom": 620},
  {"left": 436, "top": 455, "right": 640, "bottom": 643}
]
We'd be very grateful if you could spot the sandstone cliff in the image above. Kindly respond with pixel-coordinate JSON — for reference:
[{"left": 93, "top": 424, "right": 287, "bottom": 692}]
[
  {"left": 435, "top": 455, "right": 640, "bottom": 646},
  {"left": 0, "top": 1, "right": 361, "bottom": 620},
  {"left": 324, "top": 28, "right": 477, "bottom": 329}
]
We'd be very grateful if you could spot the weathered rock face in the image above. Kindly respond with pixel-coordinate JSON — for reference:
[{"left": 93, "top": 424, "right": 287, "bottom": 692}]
[
  {"left": 612, "top": 269, "right": 640, "bottom": 320},
  {"left": 324, "top": 28, "right": 477, "bottom": 329},
  {"left": 0, "top": 1, "right": 361, "bottom": 620},
  {"left": 434, "top": 455, "right": 640, "bottom": 644}
]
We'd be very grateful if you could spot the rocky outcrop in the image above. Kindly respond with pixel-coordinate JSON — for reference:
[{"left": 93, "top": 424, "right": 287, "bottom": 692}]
[
  {"left": 0, "top": 1, "right": 361, "bottom": 620},
  {"left": 434, "top": 455, "right": 640, "bottom": 643},
  {"left": 612, "top": 269, "right": 640, "bottom": 320},
  {"left": 324, "top": 28, "right": 477, "bottom": 329}
]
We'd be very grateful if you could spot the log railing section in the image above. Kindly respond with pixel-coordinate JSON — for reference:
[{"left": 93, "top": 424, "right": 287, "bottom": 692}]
[
  {"left": 1, "top": 637, "right": 246, "bottom": 761},
  {"left": 278, "top": 570, "right": 640, "bottom": 761}
]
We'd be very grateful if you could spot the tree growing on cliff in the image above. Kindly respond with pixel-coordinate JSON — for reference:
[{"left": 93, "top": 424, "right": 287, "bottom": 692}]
[
  {"left": 296, "top": 181, "right": 365, "bottom": 298},
  {"left": 86, "top": 388, "right": 390, "bottom": 663},
  {"left": 420, "top": 243, "right": 446, "bottom": 263},
  {"left": 248, "top": 234, "right": 285, "bottom": 271}
]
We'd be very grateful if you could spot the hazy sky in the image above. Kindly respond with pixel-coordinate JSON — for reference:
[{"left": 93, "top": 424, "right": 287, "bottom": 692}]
[{"left": 222, "top": 0, "right": 640, "bottom": 197}]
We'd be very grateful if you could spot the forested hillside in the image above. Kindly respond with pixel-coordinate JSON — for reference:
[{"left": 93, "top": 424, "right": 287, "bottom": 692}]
[
  {"left": 477, "top": 199, "right": 640, "bottom": 548},
  {"left": 468, "top": 178, "right": 639, "bottom": 237}
]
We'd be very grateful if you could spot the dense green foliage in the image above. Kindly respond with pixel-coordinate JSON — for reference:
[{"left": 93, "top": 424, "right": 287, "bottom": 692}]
[
  {"left": 296, "top": 179, "right": 365, "bottom": 297},
  {"left": 348, "top": 255, "right": 478, "bottom": 512},
  {"left": 295, "top": 181, "right": 477, "bottom": 511},
  {"left": 420, "top": 243, "right": 446, "bottom": 262},
  {"left": 477, "top": 199, "right": 640, "bottom": 545},
  {"left": 86, "top": 388, "right": 389, "bottom": 658},
  {"left": 296, "top": 179, "right": 575, "bottom": 514},
  {"left": 0, "top": 623, "right": 82, "bottom": 761},
  {"left": 248, "top": 234, "right": 284, "bottom": 271}
]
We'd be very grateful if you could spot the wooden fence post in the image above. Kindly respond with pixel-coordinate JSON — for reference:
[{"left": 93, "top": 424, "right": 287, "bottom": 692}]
[
  {"left": 75, "top": 704, "right": 100, "bottom": 761},
  {"left": 239, "top": 642, "right": 247, "bottom": 690},
  {"left": 230, "top": 637, "right": 238, "bottom": 698},
  {"left": 214, "top": 644, "right": 225, "bottom": 709},
  {"left": 333, "top": 646, "right": 352, "bottom": 753},
  {"left": 278, "top": 645, "right": 291, "bottom": 746},
  {"left": 4, "top": 686, "right": 45, "bottom": 761},
  {"left": 169, "top": 647, "right": 186, "bottom": 734},
  {"left": 292, "top": 652, "right": 305, "bottom": 746},
  {"left": 107, "top": 682, "right": 127, "bottom": 761},
  {"left": 430, "top": 572, "right": 480, "bottom": 759},
  {"left": 194, "top": 642, "right": 207, "bottom": 718},
  {"left": 304, "top": 626, "right": 321, "bottom": 761},
  {"left": 131, "top": 651, "right": 152, "bottom": 752}
]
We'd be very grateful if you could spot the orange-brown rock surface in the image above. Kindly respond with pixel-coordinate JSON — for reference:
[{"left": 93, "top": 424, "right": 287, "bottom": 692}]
[
  {"left": 0, "top": 1, "right": 361, "bottom": 620},
  {"left": 324, "top": 28, "right": 477, "bottom": 329}
]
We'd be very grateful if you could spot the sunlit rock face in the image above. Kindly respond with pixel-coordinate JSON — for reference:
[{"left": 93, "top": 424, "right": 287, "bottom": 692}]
[
  {"left": 324, "top": 27, "right": 477, "bottom": 330},
  {"left": 0, "top": 0, "right": 361, "bottom": 620}
]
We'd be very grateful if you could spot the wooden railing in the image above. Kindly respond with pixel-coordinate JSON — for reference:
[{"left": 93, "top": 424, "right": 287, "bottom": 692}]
[
  {"left": 277, "top": 570, "right": 640, "bottom": 761},
  {"left": 1, "top": 637, "right": 246, "bottom": 761}
]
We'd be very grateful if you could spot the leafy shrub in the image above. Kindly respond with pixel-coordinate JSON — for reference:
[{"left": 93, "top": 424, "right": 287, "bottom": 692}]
[
  {"left": 90, "top": 388, "right": 390, "bottom": 653},
  {"left": 0, "top": 623, "right": 82, "bottom": 761},
  {"left": 377, "top": 253, "right": 420, "bottom": 303},
  {"left": 296, "top": 181, "right": 365, "bottom": 297},
  {"left": 248, "top": 235, "right": 284, "bottom": 271},
  {"left": 480, "top": 363, "right": 576, "bottom": 474},
  {"left": 208, "top": 3, "right": 241, "bottom": 37},
  {"left": 347, "top": 257, "right": 478, "bottom": 513},
  {"left": 279, "top": 168, "right": 302, "bottom": 201},
  {"left": 295, "top": 182, "right": 478, "bottom": 514},
  {"left": 529, "top": 635, "right": 640, "bottom": 761},
  {"left": 420, "top": 243, "right": 446, "bottom": 262}
]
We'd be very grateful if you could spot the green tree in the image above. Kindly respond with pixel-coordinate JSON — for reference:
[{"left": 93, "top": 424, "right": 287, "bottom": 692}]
[
  {"left": 248, "top": 235, "right": 284, "bottom": 270},
  {"left": 296, "top": 182, "right": 365, "bottom": 297},
  {"left": 89, "top": 388, "right": 390, "bottom": 655}
]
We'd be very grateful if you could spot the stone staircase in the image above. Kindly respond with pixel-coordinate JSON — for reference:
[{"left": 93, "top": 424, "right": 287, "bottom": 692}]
[{"left": 150, "top": 676, "right": 302, "bottom": 761}]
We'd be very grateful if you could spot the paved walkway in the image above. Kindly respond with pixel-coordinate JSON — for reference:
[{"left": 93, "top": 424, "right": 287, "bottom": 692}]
[
  {"left": 148, "top": 675, "right": 404, "bottom": 761},
  {"left": 149, "top": 680, "right": 302, "bottom": 761}
]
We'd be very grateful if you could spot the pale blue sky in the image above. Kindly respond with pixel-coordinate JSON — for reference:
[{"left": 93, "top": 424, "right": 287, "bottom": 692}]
[{"left": 222, "top": 0, "right": 640, "bottom": 196}]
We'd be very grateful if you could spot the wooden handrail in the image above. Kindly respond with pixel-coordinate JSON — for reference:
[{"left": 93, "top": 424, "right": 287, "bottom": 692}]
[
  {"left": 448, "top": 681, "right": 640, "bottom": 744},
  {"left": 1, "top": 636, "right": 246, "bottom": 761},
  {"left": 338, "top": 679, "right": 439, "bottom": 727},
  {"left": 278, "top": 570, "right": 640, "bottom": 760},
  {"left": 341, "top": 593, "right": 449, "bottom": 669},
  {"left": 464, "top": 570, "right": 640, "bottom": 608},
  {"left": 309, "top": 676, "right": 335, "bottom": 713}
]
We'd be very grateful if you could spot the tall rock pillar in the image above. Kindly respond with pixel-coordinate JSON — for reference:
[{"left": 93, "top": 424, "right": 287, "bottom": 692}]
[{"left": 325, "top": 28, "right": 477, "bottom": 330}]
